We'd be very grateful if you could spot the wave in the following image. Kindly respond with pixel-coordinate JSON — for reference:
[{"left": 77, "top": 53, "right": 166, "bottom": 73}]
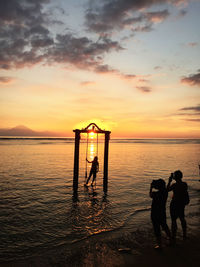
[
  {"left": 0, "top": 137, "right": 73, "bottom": 141},
  {"left": 111, "top": 138, "right": 200, "bottom": 144},
  {"left": 0, "top": 137, "right": 200, "bottom": 145}
]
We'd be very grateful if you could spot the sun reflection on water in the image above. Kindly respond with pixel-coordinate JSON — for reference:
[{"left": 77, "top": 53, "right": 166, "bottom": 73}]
[{"left": 88, "top": 142, "right": 97, "bottom": 161}]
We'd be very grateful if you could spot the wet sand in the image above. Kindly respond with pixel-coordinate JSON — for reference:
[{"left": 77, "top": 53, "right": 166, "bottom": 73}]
[
  {"left": 1, "top": 230, "right": 199, "bottom": 267},
  {"left": 120, "top": 235, "right": 200, "bottom": 267}
]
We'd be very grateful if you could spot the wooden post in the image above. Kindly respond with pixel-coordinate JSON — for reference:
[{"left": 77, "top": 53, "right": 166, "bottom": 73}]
[
  {"left": 103, "top": 132, "right": 110, "bottom": 192},
  {"left": 73, "top": 130, "right": 80, "bottom": 192}
]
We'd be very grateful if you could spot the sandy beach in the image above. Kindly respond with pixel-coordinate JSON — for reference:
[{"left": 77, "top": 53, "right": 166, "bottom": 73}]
[
  {"left": 1, "top": 228, "right": 200, "bottom": 267},
  {"left": 120, "top": 234, "right": 200, "bottom": 267}
]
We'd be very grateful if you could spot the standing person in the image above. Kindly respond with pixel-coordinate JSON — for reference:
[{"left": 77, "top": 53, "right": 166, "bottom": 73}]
[
  {"left": 85, "top": 156, "right": 99, "bottom": 186},
  {"left": 150, "top": 179, "right": 171, "bottom": 249},
  {"left": 167, "top": 170, "right": 189, "bottom": 243}
]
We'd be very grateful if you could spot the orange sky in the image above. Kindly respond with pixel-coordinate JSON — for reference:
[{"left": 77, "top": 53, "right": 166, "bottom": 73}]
[{"left": 0, "top": 0, "right": 200, "bottom": 138}]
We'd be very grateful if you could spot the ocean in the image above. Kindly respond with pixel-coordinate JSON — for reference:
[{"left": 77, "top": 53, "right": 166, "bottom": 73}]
[{"left": 0, "top": 137, "right": 200, "bottom": 264}]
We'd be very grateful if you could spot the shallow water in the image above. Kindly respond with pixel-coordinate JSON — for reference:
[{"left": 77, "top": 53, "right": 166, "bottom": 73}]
[{"left": 0, "top": 138, "right": 200, "bottom": 262}]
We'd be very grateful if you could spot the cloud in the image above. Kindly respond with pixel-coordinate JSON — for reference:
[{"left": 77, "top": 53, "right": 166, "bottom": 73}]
[
  {"left": 136, "top": 86, "right": 152, "bottom": 93},
  {"left": 85, "top": 0, "right": 182, "bottom": 35},
  {"left": 0, "top": 0, "right": 180, "bottom": 90},
  {"left": 179, "top": 105, "right": 200, "bottom": 113},
  {"left": 80, "top": 81, "right": 95, "bottom": 86},
  {"left": 178, "top": 9, "right": 187, "bottom": 17},
  {"left": 154, "top": 66, "right": 162, "bottom": 70},
  {"left": 177, "top": 112, "right": 200, "bottom": 116},
  {"left": 0, "top": 0, "right": 54, "bottom": 69},
  {"left": 0, "top": 0, "right": 123, "bottom": 73},
  {"left": 178, "top": 104, "right": 200, "bottom": 122},
  {"left": 94, "top": 64, "right": 116, "bottom": 73},
  {"left": 0, "top": 76, "right": 15, "bottom": 84},
  {"left": 187, "top": 42, "right": 198, "bottom": 47},
  {"left": 181, "top": 70, "right": 200, "bottom": 86},
  {"left": 146, "top": 10, "right": 170, "bottom": 23},
  {"left": 121, "top": 74, "right": 136, "bottom": 80},
  {"left": 139, "top": 79, "right": 149, "bottom": 83},
  {"left": 182, "top": 119, "right": 200, "bottom": 122},
  {"left": 48, "top": 34, "right": 122, "bottom": 71}
]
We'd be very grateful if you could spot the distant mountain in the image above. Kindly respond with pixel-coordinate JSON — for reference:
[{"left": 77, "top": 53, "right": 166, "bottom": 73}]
[{"left": 0, "top": 125, "right": 63, "bottom": 137}]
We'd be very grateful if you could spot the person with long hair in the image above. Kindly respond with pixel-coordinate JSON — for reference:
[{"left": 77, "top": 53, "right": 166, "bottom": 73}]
[{"left": 150, "top": 179, "right": 171, "bottom": 249}]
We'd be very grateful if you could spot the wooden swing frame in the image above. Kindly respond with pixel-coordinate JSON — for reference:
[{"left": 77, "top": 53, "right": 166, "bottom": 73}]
[{"left": 73, "top": 123, "right": 111, "bottom": 192}]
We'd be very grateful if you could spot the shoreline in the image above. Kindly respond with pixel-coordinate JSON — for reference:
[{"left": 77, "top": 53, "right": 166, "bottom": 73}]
[{"left": 1, "top": 228, "right": 200, "bottom": 267}]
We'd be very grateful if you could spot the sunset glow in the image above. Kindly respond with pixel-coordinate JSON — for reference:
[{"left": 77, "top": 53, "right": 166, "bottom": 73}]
[
  {"left": 89, "top": 132, "right": 95, "bottom": 139},
  {"left": 0, "top": 0, "right": 200, "bottom": 138}
]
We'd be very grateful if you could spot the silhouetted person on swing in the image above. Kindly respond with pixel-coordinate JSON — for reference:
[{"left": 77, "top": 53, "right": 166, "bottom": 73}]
[
  {"left": 167, "top": 170, "right": 189, "bottom": 243},
  {"left": 85, "top": 156, "right": 99, "bottom": 186},
  {"left": 150, "top": 179, "right": 171, "bottom": 249}
]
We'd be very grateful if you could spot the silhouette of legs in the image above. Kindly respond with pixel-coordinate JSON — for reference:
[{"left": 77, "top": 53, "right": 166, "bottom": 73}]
[
  {"left": 161, "top": 222, "right": 171, "bottom": 240},
  {"left": 86, "top": 170, "right": 97, "bottom": 185},
  {"left": 152, "top": 220, "right": 162, "bottom": 247},
  {"left": 171, "top": 219, "right": 177, "bottom": 242},
  {"left": 180, "top": 217, "right": 187, "bottom": 239},
  {"left": 86, "top": 170, "right": 93, "bottom": 185},
  {"left": 91, "top": 172, "right": 97, "bottom": 185},
  {"left": 170, "top": 202, "right": 186, "bottom": 242}
]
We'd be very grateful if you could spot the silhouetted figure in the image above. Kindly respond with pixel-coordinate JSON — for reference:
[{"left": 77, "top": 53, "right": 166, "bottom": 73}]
[
  {"left": 150, "top": 179, "right": 171, "bottom": 249},
  {"left": 85, "top": 156, "right": 99, "bottom": 186},
  {"left": 167, "top": 170, "right": 189, "bottom": 243}
]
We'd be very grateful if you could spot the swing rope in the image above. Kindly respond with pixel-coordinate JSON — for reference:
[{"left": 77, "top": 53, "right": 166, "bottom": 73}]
[
  {"left": 85, "top": 133, "right": 89, "bottom": 181},
  {"left": 85, "top": 130, "right": 99, "bottom": 186},
  {"left": 96, "top": 132, "right": 98, "bottom": 158},
  {"left": 94, "top": 132, "right": 99, "bottom": 187}
]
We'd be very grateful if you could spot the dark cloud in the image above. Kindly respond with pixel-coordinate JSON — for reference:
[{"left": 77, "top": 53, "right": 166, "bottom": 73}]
[
  {"left": 178, "top": 104, "right": 200, "bottom": 122},
  {"left": 181, "top": 70, "right": 200, "bottom": 86},
  {"left": 48, "top": 34, "right": 122, "bottom": 71},
  {"left": 179, "top": 105, "right": 200, "bottom": 112},
  {"left": 178, "top": 9, "right": 187, "bottom": 17},
  {"left": 94, "top": 64, "right": 116, "bottom": 73},
  {"left": 136, "top": 86, "right": 152, "bottom": 93},
  {"left": 31, "top": 37, "right": 54, "bottom": 48},
  {"left": 85, "top": 0, "right": 175, "bottom": 34},
  {"left": 0, "top": 76, "right": 14, "bottom": 84},
  {"left": 0, "top": 0, "right": 49, "bottom": 25},
  {"left": 0, "top": 0, "right": 124, "bottom": 73},
  {"left": 0, "top": 0, "right": 54, "bottom": 69},
  {"left": 0, "top": 0, "right": 173, "bottom": 87}
]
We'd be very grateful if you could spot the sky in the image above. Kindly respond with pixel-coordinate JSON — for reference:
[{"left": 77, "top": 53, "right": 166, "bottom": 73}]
[{"left": 0, "top": 0, "right": 200, "bottom": 138}]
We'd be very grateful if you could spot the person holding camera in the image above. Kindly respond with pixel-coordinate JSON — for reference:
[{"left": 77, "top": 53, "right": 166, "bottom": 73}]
[
  {"left": 167, "top": 170, "right": 189, "bottom": 243},
  {"left": 150, "top": 179, "right": 171, "bottom": 249}
]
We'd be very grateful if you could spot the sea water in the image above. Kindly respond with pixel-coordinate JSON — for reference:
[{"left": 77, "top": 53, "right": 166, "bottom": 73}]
[{"left": 0, "top": 138, "right": 200, "bottom": 262}]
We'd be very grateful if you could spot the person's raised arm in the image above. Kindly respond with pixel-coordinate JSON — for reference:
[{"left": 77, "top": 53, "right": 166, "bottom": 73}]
[
  {"left": 167, "top": 173, "right": 173, "bottom": 191},
  {"left": 86, "top": 158, "right": 92, "bottom": 163}
]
